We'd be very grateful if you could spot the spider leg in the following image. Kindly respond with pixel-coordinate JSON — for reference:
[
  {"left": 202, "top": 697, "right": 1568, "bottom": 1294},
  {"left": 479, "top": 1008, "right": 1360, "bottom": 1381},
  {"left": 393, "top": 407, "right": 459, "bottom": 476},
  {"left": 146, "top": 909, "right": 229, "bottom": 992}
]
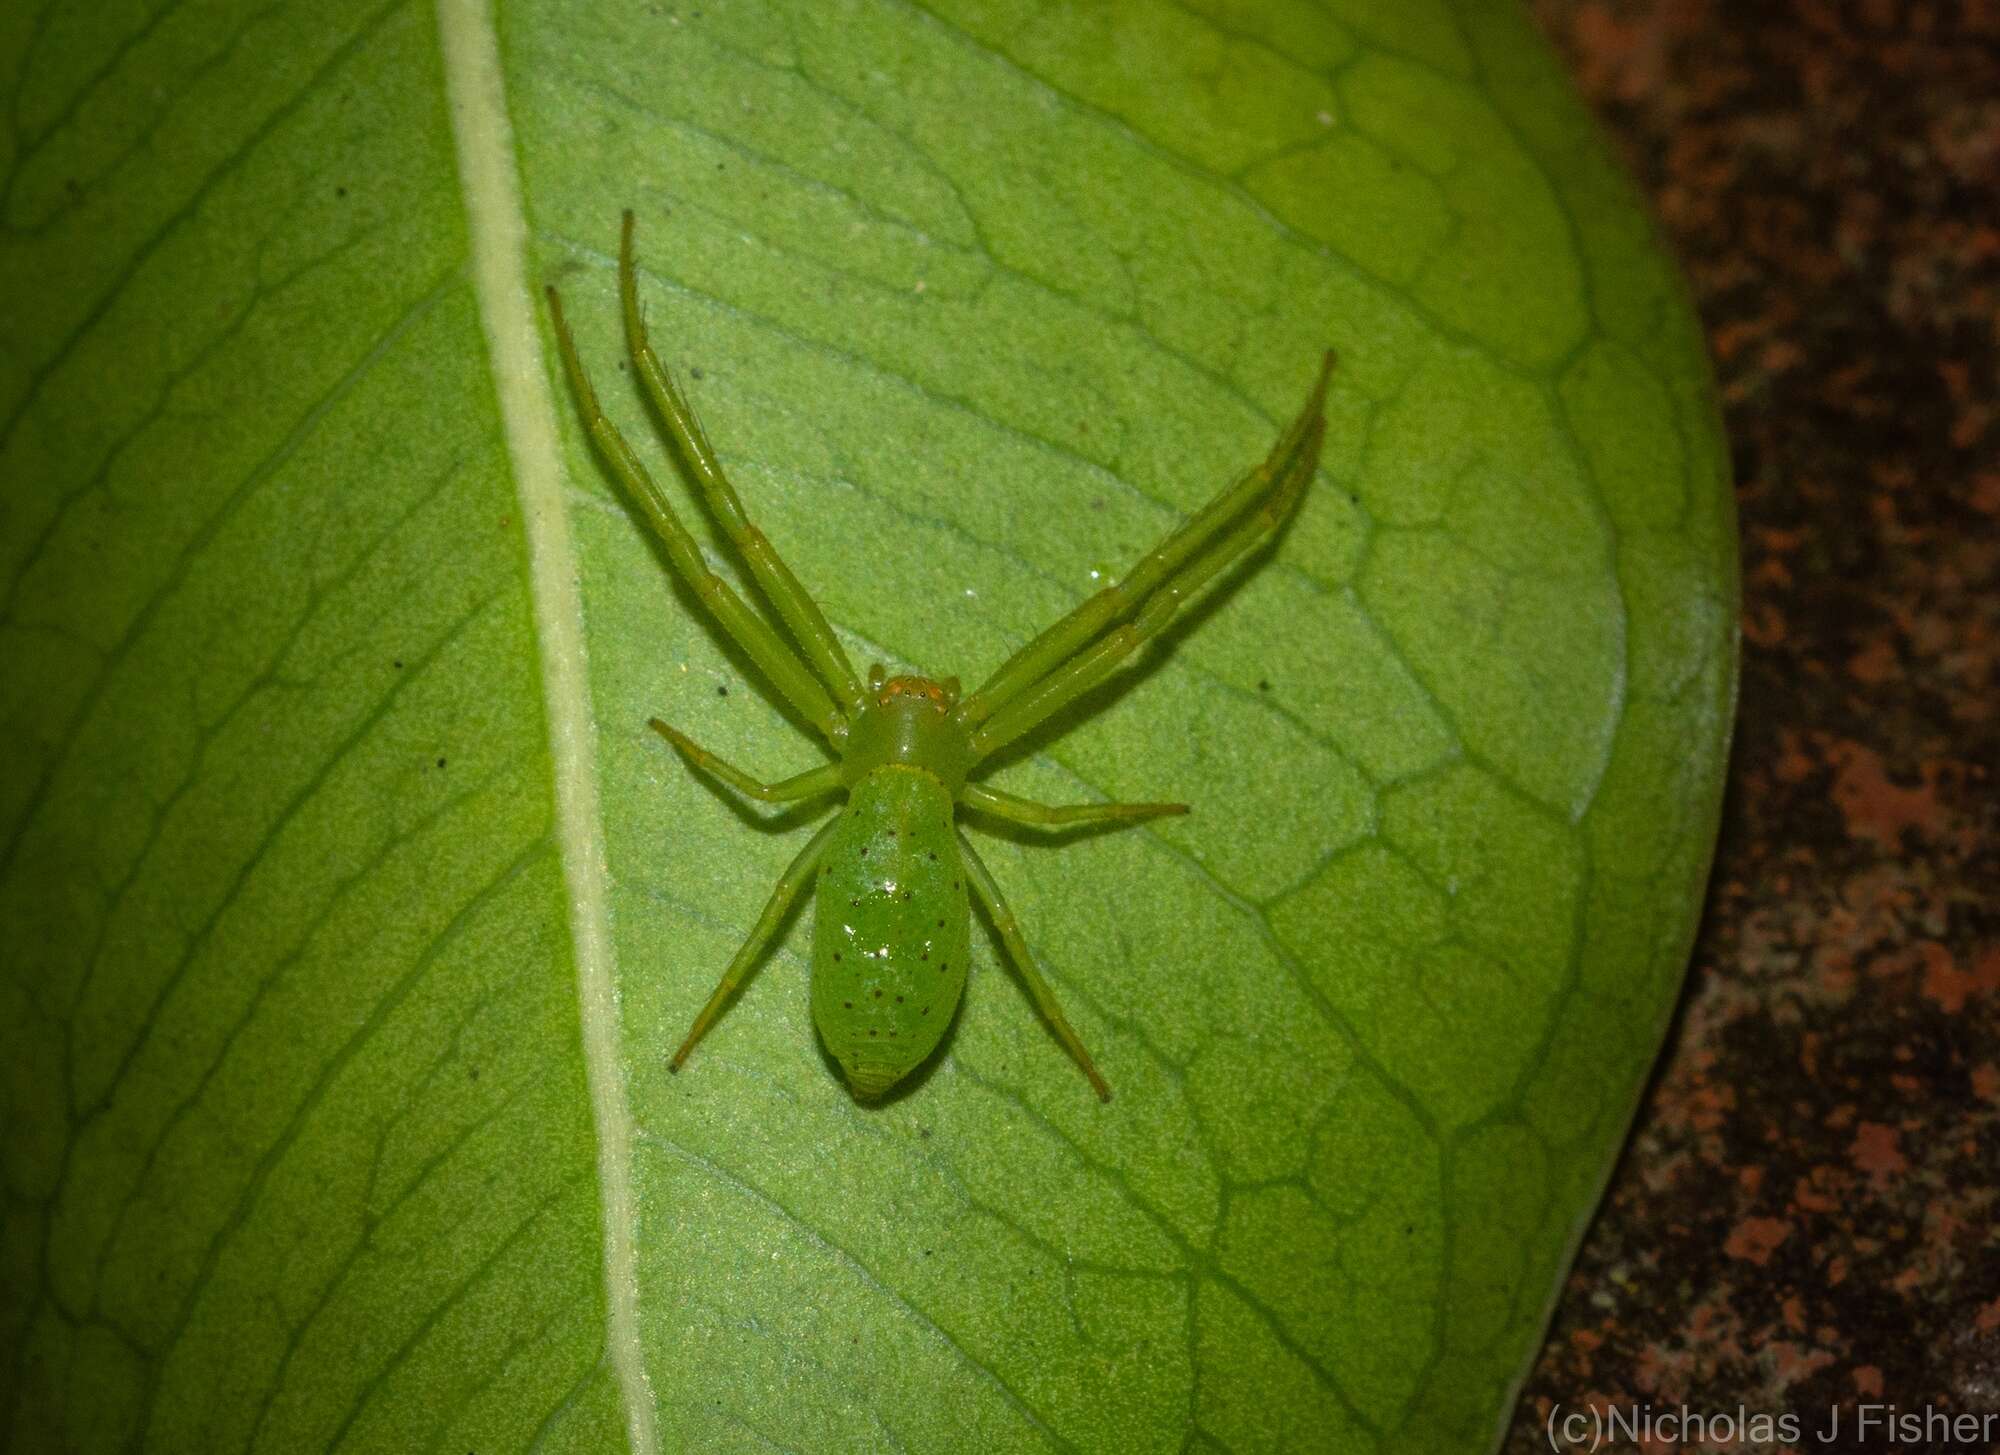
[
  {"left": 670, "top": 815, "right": 842, "bottom": 1074},
  {"left": 955, "top": 351, "right": 1334, "bottom": 730},
  {"left": 649, "top": 720, "right": 845, "bottom": 804},
  {"left": 620, "top": 213, "right": 866, "bottom": 713},
  {"left": 546, "top": 283, "right": 847, "bottom": 744},
  {"left": 961, "top": 781, "right": 1186, "bottom": 829},
  {"left": 968, "top": 406, "right": 1326, "bottom": 763},
  {"left": 958, "top": 831, "right": 1111, "bottom": 1101}
]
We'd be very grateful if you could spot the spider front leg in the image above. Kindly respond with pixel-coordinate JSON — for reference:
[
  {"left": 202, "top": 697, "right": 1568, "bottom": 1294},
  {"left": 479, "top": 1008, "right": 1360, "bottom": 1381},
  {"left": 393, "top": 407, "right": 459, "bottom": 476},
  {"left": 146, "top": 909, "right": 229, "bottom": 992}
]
[
  {"left": 955, "top": 351, "right": 1335, "bottom": 731},
  {"left": 671, "top": 815, "right": 842, "bottom": 1073},
  {"left": 969, "top": 395, "right": 1328, "bottom": 761},
  {"left": 649, "top": 720, "right": 844, "bottom": 805},
  {"left": 618, "top": 212, "right": 866, "bottom": 714},
  {"left": 545, "top": 283, "right": 848, "bottom": 744},
  {"left": 961, "top": 782, "right": 1187, "bottom": 829},
  {"left": 958, "top": 831, "right": 1112, "bottom": 1101}
]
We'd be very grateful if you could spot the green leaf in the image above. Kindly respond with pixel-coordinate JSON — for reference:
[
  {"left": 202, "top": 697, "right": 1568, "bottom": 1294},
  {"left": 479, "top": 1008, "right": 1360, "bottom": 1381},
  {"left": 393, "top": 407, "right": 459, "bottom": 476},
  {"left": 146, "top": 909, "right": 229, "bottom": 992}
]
[{"left": 0, "top": 0, "right": 1735, "bottom": 1450}]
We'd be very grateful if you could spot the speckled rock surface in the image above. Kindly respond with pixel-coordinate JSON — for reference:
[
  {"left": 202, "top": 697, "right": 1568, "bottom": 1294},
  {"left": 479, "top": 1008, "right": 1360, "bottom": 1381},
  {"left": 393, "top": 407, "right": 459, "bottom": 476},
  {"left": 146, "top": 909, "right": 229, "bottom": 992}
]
[{"left": 1508, "top": 1, "right": 1998, "bottom": 1449}]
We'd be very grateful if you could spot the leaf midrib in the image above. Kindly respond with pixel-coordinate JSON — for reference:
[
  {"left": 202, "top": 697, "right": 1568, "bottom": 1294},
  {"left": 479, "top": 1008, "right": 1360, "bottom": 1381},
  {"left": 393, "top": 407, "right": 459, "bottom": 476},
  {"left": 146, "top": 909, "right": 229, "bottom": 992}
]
[{"left": 433, "top": 0, "right": 657, "bottom": 1449}]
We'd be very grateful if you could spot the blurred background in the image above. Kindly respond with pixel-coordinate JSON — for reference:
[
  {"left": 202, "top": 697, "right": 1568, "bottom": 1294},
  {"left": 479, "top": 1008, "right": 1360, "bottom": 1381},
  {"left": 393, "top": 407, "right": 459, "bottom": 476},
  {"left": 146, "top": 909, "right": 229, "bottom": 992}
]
[{"left": 1512, "top": 1, "right": 1997, "bottom": 1443}]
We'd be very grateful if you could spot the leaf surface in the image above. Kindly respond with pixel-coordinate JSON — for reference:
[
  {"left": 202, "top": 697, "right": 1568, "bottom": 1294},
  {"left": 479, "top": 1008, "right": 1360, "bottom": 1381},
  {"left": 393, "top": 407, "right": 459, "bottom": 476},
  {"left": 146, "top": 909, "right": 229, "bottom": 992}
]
[{"left": 0, "top": 1, "right": 1735, "bottom": 1450}]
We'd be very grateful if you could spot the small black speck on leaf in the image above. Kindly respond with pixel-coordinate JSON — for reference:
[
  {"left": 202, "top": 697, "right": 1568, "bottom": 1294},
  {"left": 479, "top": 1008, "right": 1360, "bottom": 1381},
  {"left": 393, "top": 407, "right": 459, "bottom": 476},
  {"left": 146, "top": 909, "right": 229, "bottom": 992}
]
[
  {"left": 716, "top": 684, "right": 728, "bottom": 697},
  {"left": 690, "top": 366, "right": 704, "bottom": 379}
]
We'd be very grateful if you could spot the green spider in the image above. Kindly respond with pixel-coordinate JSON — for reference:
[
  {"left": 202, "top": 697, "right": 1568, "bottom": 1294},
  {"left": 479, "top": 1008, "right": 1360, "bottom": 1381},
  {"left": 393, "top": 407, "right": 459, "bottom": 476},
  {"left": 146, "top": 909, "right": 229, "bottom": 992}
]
[{"left": 547, "top": 212, "right": 1332, "bottom": 1102}]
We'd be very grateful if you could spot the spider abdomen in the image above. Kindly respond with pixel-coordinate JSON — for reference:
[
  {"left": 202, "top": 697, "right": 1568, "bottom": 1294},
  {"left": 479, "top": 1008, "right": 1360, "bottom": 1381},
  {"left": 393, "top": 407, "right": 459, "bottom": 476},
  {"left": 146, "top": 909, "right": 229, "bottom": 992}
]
[{"left": 811, "top": 766, "right": 970, "bottom": 1098}]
